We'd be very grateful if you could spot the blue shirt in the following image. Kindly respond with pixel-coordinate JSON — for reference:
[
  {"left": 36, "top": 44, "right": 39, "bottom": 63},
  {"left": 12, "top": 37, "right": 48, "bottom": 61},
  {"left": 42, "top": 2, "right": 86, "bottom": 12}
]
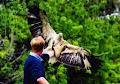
[{"left": 24, "top": 52, "right": 49, "bottom": 84}]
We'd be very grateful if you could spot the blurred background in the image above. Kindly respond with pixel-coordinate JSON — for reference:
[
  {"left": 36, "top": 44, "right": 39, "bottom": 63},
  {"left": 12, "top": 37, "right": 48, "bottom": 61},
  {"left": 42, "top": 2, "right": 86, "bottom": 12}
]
[{"left": 0, "top": 0, "right": 120, "bottom": 84}]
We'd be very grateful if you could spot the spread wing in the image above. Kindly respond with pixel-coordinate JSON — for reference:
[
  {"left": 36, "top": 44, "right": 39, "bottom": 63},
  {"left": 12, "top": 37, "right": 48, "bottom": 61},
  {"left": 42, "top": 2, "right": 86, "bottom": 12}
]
[{"left": 27, "top": 5, "right": 101, "bottom": 71}]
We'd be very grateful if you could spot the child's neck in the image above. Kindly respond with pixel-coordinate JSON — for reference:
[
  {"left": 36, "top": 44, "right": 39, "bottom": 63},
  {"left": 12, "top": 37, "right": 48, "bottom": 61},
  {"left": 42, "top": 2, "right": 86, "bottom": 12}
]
[{"left": 36, "top": 51, "right": 43, "bottom": 56}]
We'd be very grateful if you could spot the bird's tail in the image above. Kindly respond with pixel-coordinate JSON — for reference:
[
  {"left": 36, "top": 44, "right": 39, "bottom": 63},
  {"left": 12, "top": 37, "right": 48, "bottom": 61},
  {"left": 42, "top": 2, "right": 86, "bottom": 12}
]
[{"left": 87, "top": 54, "right": 102, "bottom": 73}]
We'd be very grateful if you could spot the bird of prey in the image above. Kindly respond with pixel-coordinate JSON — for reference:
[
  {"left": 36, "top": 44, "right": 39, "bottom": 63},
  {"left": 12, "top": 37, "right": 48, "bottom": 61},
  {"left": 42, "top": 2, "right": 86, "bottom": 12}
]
[{"left": 27, "top": 5, "right": 101, "bottom": 72}]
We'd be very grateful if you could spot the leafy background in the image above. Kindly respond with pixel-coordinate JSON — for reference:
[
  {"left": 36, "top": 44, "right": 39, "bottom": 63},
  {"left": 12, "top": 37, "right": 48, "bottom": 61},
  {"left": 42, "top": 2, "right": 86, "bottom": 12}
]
[{"left": 0, "top": 0, "right": 120, "bottom": 84}]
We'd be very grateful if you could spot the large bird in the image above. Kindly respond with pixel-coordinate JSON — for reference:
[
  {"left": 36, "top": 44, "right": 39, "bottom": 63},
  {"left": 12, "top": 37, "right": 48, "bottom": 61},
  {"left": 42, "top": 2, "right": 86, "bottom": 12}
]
[{"left": 27, "top": 5, "right": 101, "bottom": 72}]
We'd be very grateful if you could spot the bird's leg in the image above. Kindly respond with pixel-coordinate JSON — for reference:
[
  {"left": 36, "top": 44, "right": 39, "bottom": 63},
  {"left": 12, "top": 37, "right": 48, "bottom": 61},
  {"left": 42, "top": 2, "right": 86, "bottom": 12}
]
[{"left": 53, "top": 40, "right": 65, "bottom": 58}]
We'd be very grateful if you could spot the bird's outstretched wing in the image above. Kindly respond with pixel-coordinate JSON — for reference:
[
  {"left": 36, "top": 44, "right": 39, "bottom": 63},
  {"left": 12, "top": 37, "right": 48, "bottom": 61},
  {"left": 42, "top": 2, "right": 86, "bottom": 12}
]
[{"left": 27, "top": 5, "right": 101, "bottom": 71}]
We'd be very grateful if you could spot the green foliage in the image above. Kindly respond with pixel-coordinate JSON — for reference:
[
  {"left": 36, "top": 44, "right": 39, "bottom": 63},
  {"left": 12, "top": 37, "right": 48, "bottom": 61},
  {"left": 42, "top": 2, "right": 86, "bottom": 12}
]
[
  {"left": 46, "top": 64, "right": 67, "bottom": 84},
  {"left": 0, "top": 0, "right": 120, "bottom": 84},
  {"left": 0, "top": 1, "right": 30, "bottom": 83}
]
